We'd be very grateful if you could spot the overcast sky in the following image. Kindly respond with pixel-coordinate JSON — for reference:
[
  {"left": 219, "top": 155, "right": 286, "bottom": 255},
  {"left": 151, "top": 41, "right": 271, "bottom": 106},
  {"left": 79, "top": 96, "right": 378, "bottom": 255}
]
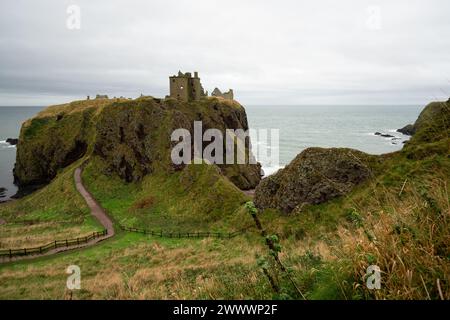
[{"left": 1, "top": 0, "right": 449, "bottom": 106}]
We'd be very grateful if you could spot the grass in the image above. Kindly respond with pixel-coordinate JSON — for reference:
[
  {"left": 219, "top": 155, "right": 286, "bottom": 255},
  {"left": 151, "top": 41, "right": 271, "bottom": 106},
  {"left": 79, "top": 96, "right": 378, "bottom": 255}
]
[
  {"left": 256, "top": 148, "right": 450, "bottom": 300},
  {"left": 0, "top": 100, "right": 448, "bottom": 300},
  {"left": 0, "top": 225, "right": 270, "bottom": 299},
  {"left": 0, "top": 160, "right": 102, "bottom": 249},
  {"left": 82, "top": 156, "right": 253, "bottom": 233}
]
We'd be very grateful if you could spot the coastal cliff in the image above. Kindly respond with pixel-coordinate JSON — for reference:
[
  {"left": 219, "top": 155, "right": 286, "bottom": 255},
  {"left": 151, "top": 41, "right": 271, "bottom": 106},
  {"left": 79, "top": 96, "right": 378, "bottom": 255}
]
[{"left": 13, "top": 97, "right": 261, "bottom": 192}]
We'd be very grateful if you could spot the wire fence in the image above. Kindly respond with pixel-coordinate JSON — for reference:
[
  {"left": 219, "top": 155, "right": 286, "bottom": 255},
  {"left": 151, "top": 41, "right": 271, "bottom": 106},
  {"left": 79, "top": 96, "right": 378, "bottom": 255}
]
[
  {"left": 120, "top": 225, "right": 252, "bottom": 239},
  {"left": 0, "top": 230, "right": 108, "bottom": 259},
  {"left": 0, "top": 222, "right": 253, "bottom": 261}
]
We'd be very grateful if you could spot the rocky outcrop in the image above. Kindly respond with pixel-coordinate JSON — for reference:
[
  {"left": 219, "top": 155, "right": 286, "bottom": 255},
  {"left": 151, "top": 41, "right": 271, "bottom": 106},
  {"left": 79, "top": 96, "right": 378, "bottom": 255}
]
[
  {"left": 14, "top": 109, "right": 92, "bottom": 187},
  {"left": 397, "top": 124, "right": 415, "bottom": 136},
  {"left": 6, "top": 138, "right": 18, "bottom": 145},
  {"left": 14, "top": 97, "right": 261, "bottom": 192},
  {"left": 254, "top": 148, "right": 375, "bottom": 214},
  {"left": 374, "top": 132, "right": 395, "bottom": 138},
  {"left": 402, "top": 101, "right": 450, "bottom": 158},
  {"left": 94, "top": 97, "right": 260, "bottom": 189},
  {"left": 0, "top": 187, "right": 6, "bottom": 198},
  {"left": 398, "top": 101, "right": 449, "bottom": 138}
]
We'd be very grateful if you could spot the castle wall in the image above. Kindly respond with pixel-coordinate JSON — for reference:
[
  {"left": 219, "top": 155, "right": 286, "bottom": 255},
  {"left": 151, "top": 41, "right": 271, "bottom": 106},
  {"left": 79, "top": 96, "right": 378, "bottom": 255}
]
[
  {"left": 169, "top": 76, "right": 190, "bottom": 101},
  {"left": 190, "top": 77, "right": 205, "bottom": 101},
  {"left": 211, "top": 88, "right": 234, "bottom": 100},
  {"left": 170, "top": 71, "right": 206, "bottom": 101},
  {"left": 222, "top": 89, "right": 234, "bottom": 100}
]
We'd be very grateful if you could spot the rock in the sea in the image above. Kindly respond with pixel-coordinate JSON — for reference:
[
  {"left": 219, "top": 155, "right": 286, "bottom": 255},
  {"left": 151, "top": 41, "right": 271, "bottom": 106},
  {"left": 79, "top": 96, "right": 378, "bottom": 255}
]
[
  {"left": 254, "top": 147, "right": 375, "bottom": 214},
  {"left": 375, "top": 132, "right": 395, "bottom": 138},
  {"left": 0, "top": 187, "right": 6, "bottom": 198},
  {"left": 6, "top": 138, "right": 18, "bottom": 145},
  {"left": 397, "top": 124, "right": 415, "bottom": 136}
]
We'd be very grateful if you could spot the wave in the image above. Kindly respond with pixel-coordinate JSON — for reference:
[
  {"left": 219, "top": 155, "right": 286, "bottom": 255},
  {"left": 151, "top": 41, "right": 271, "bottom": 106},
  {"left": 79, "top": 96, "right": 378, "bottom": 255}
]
[
  {"left": 0, "top": 144, "right": 16, "bottom": 149},
  {"left": 261, "top": 165, "right": 284, "bottom": 177}
]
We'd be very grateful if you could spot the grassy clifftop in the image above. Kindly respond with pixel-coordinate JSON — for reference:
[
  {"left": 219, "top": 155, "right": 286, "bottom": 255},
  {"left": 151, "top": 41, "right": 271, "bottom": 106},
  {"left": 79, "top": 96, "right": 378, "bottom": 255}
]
[
  {"left": 14, "top": 97, "right": 261, "bottom": 190},
  {"left": 3, "top": 96, "right": 260, "bottom": 249}
]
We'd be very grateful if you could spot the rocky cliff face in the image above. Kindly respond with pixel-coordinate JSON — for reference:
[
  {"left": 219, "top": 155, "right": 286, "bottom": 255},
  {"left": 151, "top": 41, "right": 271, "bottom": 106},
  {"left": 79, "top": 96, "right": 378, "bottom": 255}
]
[
  {"left": 398, "top": 101, "right": 450, "bottom": 137},
  {"left": 401, "top": 100, "right": 450, "bottom": 159},
  {"left": 254, "top": 148, "right": 377, "bottom": 214},
  {"left": 14, "top": 97, "right": 261, "bottom": 192}
]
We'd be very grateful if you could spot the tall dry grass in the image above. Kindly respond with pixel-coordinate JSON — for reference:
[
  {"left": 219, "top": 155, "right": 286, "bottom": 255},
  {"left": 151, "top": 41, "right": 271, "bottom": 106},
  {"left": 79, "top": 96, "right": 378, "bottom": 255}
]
[{"left": 338, "top": 176, "right": 449, "bottom": 299}]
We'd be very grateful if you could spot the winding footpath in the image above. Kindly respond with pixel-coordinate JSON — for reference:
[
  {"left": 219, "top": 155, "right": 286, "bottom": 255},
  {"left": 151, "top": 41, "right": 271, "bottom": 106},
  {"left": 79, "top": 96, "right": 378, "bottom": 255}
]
[
  {"left": 0, "top": 166, "right": 115, "bottom": 263},
  {"left": 74, "top": 167, "right": 114, "bottom": 236}
]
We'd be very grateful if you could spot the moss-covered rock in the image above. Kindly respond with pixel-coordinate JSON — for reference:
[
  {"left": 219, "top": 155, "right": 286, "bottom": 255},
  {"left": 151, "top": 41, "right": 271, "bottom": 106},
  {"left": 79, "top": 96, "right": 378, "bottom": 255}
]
[
  {"left": 14, "top": 96, "right": 261, "bottom": 191},
  {"left": 254, "top": 148, "right": 376, "bottom": 213},
  {"left": 398, "top": 101, "right": 449, "bottom": 140},
  {"left": 402, "top": 100, "right": 450, "bottom": 159}
]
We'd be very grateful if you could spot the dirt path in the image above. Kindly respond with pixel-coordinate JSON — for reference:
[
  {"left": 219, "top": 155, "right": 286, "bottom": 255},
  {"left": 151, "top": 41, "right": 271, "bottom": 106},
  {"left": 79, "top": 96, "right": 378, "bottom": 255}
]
[
  {"left": 74, "top": 167, "right": 114, "bottom": 236},
  {"left": 0, "top": 166, "right": 115, "bottom": 263}
]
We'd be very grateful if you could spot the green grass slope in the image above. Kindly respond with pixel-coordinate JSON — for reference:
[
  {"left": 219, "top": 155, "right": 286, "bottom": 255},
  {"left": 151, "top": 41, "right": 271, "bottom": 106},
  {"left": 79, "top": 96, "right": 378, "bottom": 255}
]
[
  {"left": 82, "top": 156, "right": 252, "bottom": 232},
  {"left": 0, "top": 160, "right": 102, "bottom": 249}
]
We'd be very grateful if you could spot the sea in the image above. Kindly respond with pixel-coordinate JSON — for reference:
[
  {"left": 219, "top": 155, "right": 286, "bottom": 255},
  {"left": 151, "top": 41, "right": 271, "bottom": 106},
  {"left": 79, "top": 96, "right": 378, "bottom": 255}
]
[{"left": 0, "top": 105, "right": 423, "bottom": 200}]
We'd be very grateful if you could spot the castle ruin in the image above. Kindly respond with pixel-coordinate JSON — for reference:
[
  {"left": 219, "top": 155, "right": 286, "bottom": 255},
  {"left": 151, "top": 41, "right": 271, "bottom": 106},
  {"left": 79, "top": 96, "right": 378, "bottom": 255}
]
[
  {"left": 169, "top": 71, "right": 234, "bottom": 101},
  {"left": 211, "top": 88, "right": 234, "bottom": 100},
  {"left": 169, "top": 71, "right": 206, "bottom": 102}
]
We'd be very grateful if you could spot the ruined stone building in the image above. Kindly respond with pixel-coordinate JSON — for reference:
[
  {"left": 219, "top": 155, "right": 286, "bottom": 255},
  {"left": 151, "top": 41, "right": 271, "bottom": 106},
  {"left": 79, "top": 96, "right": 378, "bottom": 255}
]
[
  {"left": 211, "top": 88, "right": 234, "bottom": 100},
  {"left": 169, "top": 71, "right": 207, "bottom": 102},
  {"left": 169, "top": 71, "right": 234, "bottom": 101}
]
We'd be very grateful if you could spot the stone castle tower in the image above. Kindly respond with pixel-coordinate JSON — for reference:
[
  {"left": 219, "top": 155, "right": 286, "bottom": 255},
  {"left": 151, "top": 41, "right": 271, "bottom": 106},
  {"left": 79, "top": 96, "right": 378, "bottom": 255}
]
[{"left": 169, "top": 71, "right": 207, "bottom": 102}]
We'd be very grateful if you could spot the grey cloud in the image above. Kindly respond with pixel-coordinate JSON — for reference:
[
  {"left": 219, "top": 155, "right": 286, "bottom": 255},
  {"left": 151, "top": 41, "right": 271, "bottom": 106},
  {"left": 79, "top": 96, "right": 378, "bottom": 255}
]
[{"left": 0, "top": 0, "right": 449, "bottom": 106}]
